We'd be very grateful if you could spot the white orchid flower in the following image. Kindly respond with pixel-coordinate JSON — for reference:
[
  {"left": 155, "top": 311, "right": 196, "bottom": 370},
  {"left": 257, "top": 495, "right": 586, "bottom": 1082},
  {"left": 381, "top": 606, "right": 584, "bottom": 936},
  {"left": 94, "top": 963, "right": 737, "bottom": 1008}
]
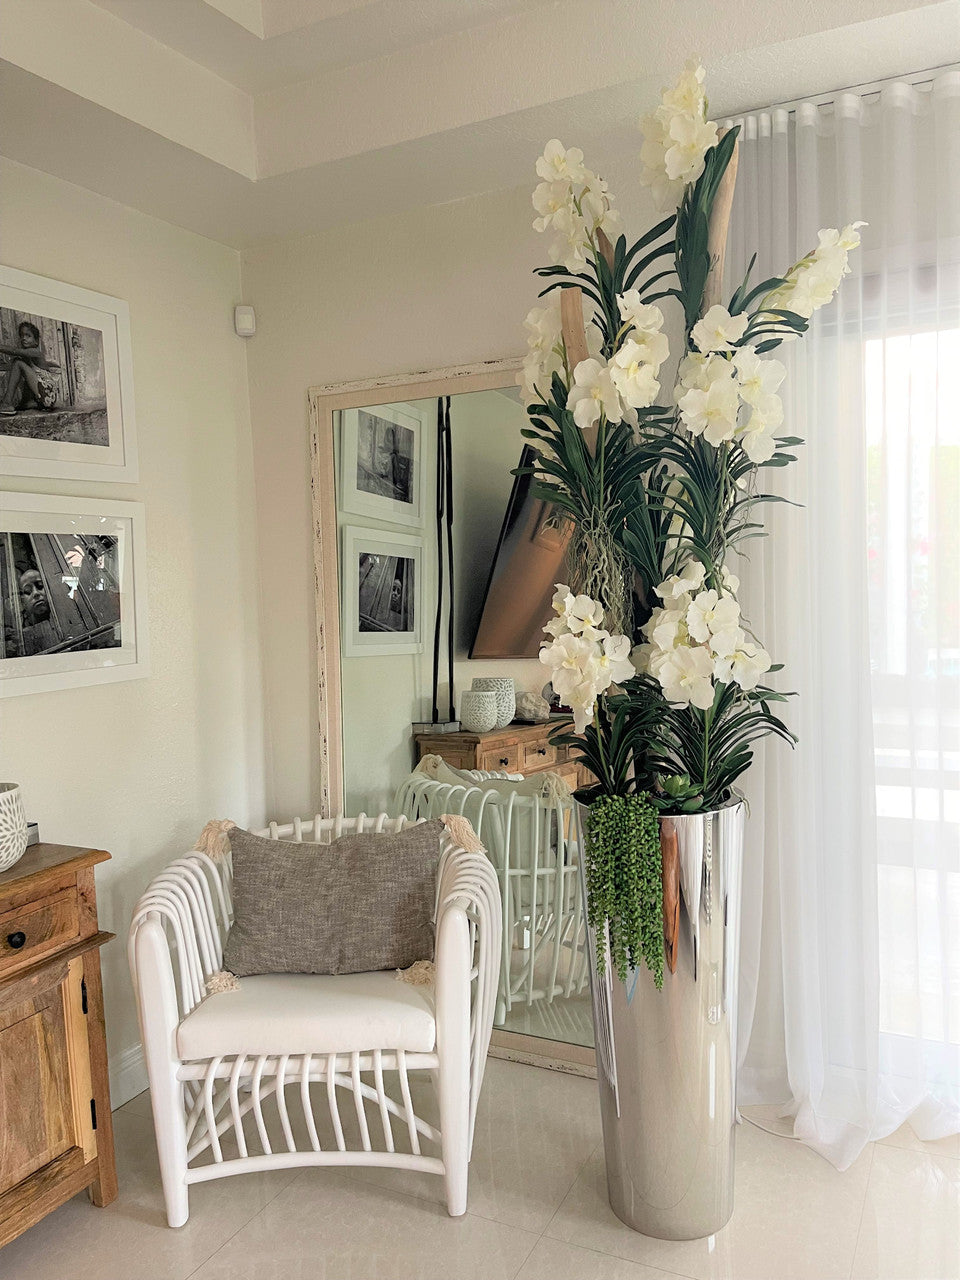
[
  {"left": 720, "top": 564, "right": 740, "bottom": 594},
  {"left": 733, "top": 346, "right": 786, "bottom": 406},
  {"left": 532, "top": 179, "right": 574, "bottom": 232},
  {"left": 663, "top": 111, "right": 718, "bottom": 184},
  {"left": 657, "top": 560, "right": 706, "bottom": 600},
  {"left": 660, "top": 59, "right": 707, "bottom": 116},
  {"left": 566, "top": 594, "right": 605, "bottom": 634},
  {"left": 686, "top": 589, "right": 742, "bottom": 643},
  {"left": 678, "top": 373, "right": 740, "bottom": 445},
  {"left": 739, "top": 412, "right": 778, "bottom": 464},
  {"left": 567, "top": 358, "right": 624, "bottom": 432},
  {"left": 714, "top": 641, "right": 772, "bottom": 691},
  {"left": 691, "top": 305, "right": 749, "bottom": 353},
  {"left": 706, "top": 624, "right": 745, "bottom": 659},
  {"left": 551, "top": 583, "right": 574, "bottom": 616},
  {"left": 609, "top": 341, "right": 660, "bottom": 410},
  {"left": 597, "top": 633, "right": 636, "bottom": 688},
  {"left": 536, "top": 140, "right": 587, "bottom": 184},
  {"left": 617, "top": 293, "right": 666, "bottom": 340},
  {"left": 641, "top": 604, "right": 687, "bottom": 652},
  {"left": 658, "top": 645, "right": 716, "bottom": 710}
]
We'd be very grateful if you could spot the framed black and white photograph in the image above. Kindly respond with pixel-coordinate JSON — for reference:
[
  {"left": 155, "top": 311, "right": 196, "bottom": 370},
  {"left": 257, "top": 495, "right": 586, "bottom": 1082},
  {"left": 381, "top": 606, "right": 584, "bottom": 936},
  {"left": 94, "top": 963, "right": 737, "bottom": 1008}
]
[
  {"left": 0, "top": 266, "right": 138, "bottom": 482},
  {"left": 341, "top": 525, "right": 422, "bottom": 656},
  {"left": 0, "top": 492, "right": 149, "bottom": 697},
  {"left": 339, "top": 402, "right": 428, "bottom": 528}
]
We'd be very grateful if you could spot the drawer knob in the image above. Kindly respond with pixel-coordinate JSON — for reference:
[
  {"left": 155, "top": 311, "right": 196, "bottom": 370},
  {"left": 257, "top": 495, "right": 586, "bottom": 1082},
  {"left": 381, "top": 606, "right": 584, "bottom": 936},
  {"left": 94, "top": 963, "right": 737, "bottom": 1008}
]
[
  {"left": 499, "top": 757, "right": 509, "bottom": 767},
  {"left": 537, "top": 747, "right": 546, "bottom": 756},
  {"left": 6, "top": 931, "right": 26, "bottom": 950}
]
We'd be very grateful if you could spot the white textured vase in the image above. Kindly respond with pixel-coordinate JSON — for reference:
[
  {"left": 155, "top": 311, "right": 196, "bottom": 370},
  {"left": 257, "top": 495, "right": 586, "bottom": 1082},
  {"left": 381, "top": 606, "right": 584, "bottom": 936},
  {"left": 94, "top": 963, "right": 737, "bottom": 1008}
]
[
  {"left": 0, "top": 784, "right": 28, "bottom": 872},
  {"left": 460, "top": 690, "right": 498, "bottom": 734},
  {"left": 471, "top": 677, "right": 516, "bottom": 729}
]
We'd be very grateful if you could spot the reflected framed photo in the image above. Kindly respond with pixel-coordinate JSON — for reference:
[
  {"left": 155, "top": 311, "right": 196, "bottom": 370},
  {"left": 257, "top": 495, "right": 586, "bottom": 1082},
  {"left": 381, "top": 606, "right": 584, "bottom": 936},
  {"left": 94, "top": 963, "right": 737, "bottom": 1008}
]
[
  {"left": 341, "top": 524, "right": 422, "bottom": 657},
  {"left": 0, "top": 266, "right": 138, "bottom": 482},
  {"left": 0, "top": 492, "right": 149, "bottom": 697},
  {"left": 339, "top": 402, "right": 427, "bottom": 528}
]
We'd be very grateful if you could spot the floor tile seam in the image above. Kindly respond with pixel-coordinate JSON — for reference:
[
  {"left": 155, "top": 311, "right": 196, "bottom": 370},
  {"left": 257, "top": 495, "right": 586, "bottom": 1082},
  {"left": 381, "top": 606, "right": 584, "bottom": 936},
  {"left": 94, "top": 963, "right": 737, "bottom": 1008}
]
[
  {"left": 874, "top": 1138, "right": 960, "bottom": 1166},
  {"left": 180, "top": 1166, "right": 311, "bottom": 1279},
  {"left": 306, "top": 1161, "right": 557, "bottom": 1236},
  {"left": 847, "top": 1141, "right": 876, "bottom": 1280}
]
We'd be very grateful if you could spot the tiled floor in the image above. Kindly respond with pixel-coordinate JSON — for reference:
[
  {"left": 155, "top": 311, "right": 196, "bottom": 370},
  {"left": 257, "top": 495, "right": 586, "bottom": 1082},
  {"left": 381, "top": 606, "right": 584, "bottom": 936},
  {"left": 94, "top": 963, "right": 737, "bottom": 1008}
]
[{"left": 3, "top": 1058, "right": 958, "bottom": 1280}]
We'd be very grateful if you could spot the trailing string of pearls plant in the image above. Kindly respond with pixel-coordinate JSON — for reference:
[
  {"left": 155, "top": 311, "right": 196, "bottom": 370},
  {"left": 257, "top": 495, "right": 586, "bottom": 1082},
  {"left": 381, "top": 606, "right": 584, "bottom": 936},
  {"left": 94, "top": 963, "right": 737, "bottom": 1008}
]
[{"left": 522, "top": 61, "right": 863, "bottom": 978}]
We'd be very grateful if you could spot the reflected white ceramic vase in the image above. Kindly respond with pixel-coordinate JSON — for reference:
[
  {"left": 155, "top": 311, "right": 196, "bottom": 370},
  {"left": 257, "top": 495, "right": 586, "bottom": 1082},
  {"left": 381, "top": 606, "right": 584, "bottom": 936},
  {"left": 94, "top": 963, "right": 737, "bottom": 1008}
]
[
  {"left": 577, "top": 800, "right": 745, "bottom": 1240},
  {"left": 471, "top": 677, "right": 515, "bottom": 729},
  {"left": 0, "top": 784, "right": 28, "bottom": 872},
  {"left": 460, "top": 691, "right": 498, "bottom": 734}
]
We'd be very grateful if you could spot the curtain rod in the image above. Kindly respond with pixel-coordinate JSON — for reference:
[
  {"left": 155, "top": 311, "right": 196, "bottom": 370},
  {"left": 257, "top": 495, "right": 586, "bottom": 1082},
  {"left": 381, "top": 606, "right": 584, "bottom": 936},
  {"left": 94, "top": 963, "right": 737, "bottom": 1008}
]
[{"left": 727, "top": 61, "right": 959, "bottom": 119}]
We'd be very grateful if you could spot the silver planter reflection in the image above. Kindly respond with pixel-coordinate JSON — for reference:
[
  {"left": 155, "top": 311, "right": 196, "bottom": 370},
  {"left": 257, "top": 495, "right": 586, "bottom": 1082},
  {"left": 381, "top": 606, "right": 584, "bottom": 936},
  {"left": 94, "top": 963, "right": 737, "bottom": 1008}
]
[{"left": 577, "top": 801, "right": 745, "bottom": 1240}]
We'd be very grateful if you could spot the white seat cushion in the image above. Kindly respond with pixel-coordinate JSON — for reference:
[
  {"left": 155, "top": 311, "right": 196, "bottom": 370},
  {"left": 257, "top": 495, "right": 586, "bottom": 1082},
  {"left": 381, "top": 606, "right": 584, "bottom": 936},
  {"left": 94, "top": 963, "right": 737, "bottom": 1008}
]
[{"left": 177, "top": 971, "right": 436, "bottom": 1060}]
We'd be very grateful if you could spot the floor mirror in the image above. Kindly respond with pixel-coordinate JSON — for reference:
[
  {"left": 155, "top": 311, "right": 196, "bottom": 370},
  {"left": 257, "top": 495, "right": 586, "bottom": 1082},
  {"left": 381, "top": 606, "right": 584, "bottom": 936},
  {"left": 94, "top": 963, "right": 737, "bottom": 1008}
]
[{"left": 309, "top": 363, "right": 596, "bottom": 1071}]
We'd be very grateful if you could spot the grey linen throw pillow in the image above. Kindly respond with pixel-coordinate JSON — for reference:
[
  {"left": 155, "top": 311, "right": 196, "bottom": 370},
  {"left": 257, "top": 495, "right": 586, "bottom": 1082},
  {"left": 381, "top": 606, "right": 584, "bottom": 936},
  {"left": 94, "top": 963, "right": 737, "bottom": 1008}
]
[{"left": 222, "top": 820, "right": 445, "bottom": 977}]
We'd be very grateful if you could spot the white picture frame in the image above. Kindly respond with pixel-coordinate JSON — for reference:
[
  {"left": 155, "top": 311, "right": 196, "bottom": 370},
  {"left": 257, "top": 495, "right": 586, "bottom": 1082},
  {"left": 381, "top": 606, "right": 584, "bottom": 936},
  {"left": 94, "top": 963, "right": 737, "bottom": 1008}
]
[
  {"left": 339, "top": 401, "right": 429, "bottom": 528},
  {"left": 0, "top": 265, "right": 138, "bottom": 482},
  {"left": 341, "top": 524, "right": 423, "bottom": 657},
  {"left": 0, "top": 491, "right": 150, "bottom": 697}
]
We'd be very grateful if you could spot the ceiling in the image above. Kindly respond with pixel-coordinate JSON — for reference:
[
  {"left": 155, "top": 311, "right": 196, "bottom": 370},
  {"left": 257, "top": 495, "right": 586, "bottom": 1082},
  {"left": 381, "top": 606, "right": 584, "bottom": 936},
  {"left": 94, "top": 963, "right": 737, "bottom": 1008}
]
[{"left": 1, "top": 0, "right": 957, "bottom": 248}]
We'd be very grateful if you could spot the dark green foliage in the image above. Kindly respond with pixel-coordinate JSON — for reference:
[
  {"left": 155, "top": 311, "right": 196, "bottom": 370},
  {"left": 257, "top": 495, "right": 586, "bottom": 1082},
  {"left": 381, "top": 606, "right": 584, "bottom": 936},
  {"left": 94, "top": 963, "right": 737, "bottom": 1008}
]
[{"left": 584, "top": 794, "right": 664, "bottom": 987}]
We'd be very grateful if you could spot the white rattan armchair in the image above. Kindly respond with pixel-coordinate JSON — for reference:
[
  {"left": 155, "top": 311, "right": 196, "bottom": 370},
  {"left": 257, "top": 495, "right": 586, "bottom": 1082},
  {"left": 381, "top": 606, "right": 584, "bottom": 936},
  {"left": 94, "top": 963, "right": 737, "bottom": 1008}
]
[
  {"left": 395, "top": 774, "right": 588, "bottom": 1024},
  {"left": 128, "top": 814, "right": 501, "bottom": 1227}
]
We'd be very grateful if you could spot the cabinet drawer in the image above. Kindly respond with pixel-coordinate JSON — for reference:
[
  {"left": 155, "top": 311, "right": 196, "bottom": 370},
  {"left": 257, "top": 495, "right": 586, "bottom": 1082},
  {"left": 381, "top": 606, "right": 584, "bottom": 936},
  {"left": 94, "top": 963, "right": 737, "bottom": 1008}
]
[
  {"left": 0, "top": 889, "right": 80, "bottom": 976},
  {"left": 521, "top": 740, "right": 557, "bottom": 771},
  {"left": 479, "top": 744, "right": 520, "bottom": 774},
  {"left": 555, "top": 762, "right": 582, "bottom": 790}
]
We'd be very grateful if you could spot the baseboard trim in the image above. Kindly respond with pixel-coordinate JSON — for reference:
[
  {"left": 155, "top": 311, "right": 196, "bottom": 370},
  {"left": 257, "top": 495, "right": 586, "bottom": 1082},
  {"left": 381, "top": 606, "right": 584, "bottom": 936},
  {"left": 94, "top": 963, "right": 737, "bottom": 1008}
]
[{"left": 110, "top": 1042, "right": 148, "bottom": 1108}]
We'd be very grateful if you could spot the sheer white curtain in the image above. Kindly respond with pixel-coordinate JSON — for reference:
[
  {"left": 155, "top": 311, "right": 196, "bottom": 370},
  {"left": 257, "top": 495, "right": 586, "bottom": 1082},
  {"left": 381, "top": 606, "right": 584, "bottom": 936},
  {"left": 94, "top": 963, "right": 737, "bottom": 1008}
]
[{"left": 726, "top": 70, "right": 960, "bottom": 1169}]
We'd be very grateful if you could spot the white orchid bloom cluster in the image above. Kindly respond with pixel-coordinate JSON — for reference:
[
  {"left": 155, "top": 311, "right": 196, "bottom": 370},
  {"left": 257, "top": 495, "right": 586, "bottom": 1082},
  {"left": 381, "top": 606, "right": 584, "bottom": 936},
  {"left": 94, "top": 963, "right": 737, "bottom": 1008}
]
[
  {"left": 633, "top": 561, "right": 771, "bottom": 710},
  {"left": 639, "top": 60, "right": 719, "bottom": 210},
  {"left": 565, "top": 297, "right": 669, "bottom": 431},
  {"left": 765, "top": 223, "right": 866, "bottom": 319},
  {"left": 674, "top": 304, "right": 786, "bottom": 463},
  {"left": 539, "top": 585, "right": 635, "bottom": 732},
  {"left": 532, "top": 140, "right": 623, "bottom": 273},
  {"left": 519, "top": 295, "right": 565, "bottom": 405}
]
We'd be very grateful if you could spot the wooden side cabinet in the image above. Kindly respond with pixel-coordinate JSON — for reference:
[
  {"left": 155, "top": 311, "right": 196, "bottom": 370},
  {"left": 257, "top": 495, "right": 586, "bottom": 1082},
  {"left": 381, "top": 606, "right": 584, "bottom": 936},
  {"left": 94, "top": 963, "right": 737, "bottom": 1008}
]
[
  {"left": 415, "top": 718, "right": 593, "bottom": 789},
  {"left": 0, "top": 844, "right": 117, "bottom": 1249}
]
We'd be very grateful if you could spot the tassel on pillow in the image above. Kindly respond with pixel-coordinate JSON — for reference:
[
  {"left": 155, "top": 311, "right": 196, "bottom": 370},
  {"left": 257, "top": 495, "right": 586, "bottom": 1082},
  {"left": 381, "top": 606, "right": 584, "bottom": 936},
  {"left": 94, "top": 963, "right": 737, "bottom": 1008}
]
[
  {"left": 205, "top": 969, "right": 240, "bottom": 994},
  {"left": 194, "top": 819, "right": 236, "bottom": 862},
  {"left": 438, "top": 812, "right": 485, "bottom": 853},
  {"left": 396, "top": 960, "right": 435, "bottom": 986}
]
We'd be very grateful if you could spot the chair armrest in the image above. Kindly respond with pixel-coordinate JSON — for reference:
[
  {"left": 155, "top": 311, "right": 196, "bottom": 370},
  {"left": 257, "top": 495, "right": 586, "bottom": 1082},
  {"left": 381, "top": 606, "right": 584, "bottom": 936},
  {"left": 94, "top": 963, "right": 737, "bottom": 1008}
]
[
  {"left": 434, "top": 843, "right": 502, "bottom": 1148},
  {"left": 129, "top": 852, "right": 231, "bottom": 1024}
]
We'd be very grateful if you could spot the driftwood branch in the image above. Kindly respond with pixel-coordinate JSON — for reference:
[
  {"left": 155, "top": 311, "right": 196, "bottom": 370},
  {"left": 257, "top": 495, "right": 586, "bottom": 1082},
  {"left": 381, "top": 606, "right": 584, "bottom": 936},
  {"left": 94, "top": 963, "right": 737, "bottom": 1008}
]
[
  {"left": 701, "top": 129, "right": 740, "bottom": 315},
  {"left": 559, "top": 285, "right": 597, "bottom": 455}
]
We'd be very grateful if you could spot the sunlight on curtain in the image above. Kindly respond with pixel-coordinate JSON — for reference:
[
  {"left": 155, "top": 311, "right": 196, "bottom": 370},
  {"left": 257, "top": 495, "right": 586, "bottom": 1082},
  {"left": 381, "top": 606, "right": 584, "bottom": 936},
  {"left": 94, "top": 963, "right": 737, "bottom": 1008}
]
[{"left": 726, "top": 69, "right": 960, "bottom": 1168}]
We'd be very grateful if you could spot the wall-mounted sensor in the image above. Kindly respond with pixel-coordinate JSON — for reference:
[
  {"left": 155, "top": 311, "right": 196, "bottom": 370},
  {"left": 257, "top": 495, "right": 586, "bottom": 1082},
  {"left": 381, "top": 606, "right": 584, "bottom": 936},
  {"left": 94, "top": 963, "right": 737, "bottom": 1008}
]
[{"left": 234, "top": 305, "right": 256, "bottom": 337}]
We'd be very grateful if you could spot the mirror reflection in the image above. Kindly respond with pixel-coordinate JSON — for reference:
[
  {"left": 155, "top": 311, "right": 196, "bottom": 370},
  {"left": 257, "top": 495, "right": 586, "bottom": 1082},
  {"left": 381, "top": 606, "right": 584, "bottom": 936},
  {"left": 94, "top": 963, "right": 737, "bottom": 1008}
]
[{"left": 334, "top": 387, "right": 594, "bottom": 1049}]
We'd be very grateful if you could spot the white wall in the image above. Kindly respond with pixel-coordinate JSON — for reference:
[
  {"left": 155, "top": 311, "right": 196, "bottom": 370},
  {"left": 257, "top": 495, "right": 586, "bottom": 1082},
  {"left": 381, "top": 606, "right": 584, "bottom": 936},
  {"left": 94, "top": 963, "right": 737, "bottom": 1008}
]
[
  {"left": 0, "top": 159, "right": 266, "bottom": 1102},
  {"left": 242, "top": 173, "right": 659, "bottom": 820}
]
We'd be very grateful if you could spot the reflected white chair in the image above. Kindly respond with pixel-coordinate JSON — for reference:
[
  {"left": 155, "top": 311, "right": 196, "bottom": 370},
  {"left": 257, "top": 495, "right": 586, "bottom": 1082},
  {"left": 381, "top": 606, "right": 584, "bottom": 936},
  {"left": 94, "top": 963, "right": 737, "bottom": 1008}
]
[
  {"left": 395, "top": 773, "right": 588, "bottom": 1024},
  {"left": 128, "top": 813, "right": 500, "bottom": 1226}
]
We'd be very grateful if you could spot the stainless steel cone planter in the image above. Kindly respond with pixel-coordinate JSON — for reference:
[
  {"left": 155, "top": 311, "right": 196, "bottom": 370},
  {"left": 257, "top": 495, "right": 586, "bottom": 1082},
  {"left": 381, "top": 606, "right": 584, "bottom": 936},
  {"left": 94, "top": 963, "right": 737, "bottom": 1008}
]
[{"left": 578, "top": 801, "right": 745, "bottom": 1240}]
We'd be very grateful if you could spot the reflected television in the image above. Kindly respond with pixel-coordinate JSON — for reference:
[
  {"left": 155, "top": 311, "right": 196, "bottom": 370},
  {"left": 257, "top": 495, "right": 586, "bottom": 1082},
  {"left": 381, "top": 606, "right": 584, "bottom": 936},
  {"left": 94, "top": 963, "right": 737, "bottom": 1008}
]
[{"left": 470, "top": 446, "right": 572, "bottom": 659}]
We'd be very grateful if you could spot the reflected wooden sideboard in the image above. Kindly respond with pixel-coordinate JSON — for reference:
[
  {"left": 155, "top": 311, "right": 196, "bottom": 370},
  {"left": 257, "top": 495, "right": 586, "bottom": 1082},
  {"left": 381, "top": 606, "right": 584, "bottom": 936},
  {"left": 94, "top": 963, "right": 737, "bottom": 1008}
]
[
  {"left": 0, "top": 844, "right": 117, "bottom": 1248},
  {"left": 414, "top": 718, "right": 591, "bottom": 788}
]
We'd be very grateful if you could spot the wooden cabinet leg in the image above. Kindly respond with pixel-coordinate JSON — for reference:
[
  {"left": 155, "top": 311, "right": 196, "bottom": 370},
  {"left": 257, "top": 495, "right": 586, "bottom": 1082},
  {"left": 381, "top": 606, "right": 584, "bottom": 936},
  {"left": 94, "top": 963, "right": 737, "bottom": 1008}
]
[{"left": 82, "top": 951, "right": 118, "bottom": 1207}]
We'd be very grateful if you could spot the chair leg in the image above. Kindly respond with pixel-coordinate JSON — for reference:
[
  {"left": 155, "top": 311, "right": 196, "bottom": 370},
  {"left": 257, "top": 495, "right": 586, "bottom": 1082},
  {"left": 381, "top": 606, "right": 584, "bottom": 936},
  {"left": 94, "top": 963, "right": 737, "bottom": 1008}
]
[
  {"left": 149, "top": 1072, "right": 190, "bottom": 1228},
  {"left": 438, "top": 1065, "right": 469, "bottom": 1216}
]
